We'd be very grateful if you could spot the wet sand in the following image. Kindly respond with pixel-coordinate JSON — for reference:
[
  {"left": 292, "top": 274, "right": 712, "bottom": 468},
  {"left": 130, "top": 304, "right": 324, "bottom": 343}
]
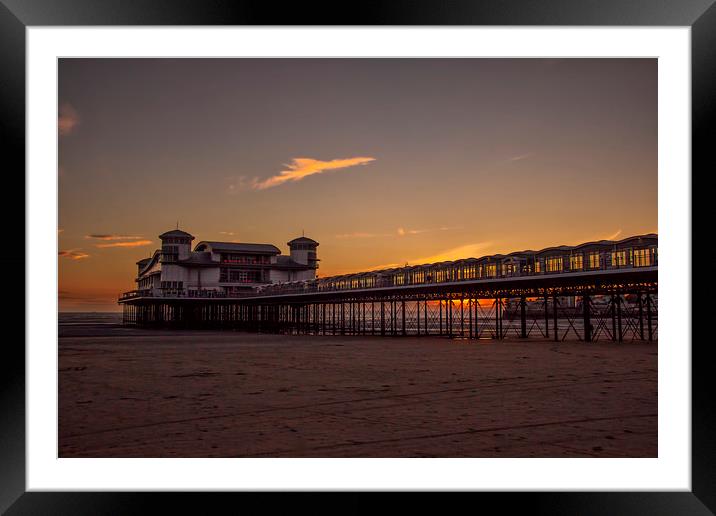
[{"left": 59, "top": 319, "right": 657, "bottom": 457}]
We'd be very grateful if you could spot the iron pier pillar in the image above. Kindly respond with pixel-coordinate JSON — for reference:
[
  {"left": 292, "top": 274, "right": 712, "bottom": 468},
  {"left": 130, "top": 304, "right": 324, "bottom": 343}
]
[
  {"left": 583, "top": 294, "right": 592, "bottom": 342},
  {"left": 552, "top": 294, "right": 559, "bottom": 342}
]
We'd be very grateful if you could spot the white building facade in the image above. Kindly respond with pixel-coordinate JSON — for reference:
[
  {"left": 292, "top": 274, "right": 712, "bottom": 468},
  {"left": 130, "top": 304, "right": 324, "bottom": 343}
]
[{"left": 134, "top": 229, "right": 318, "bottom": 297}]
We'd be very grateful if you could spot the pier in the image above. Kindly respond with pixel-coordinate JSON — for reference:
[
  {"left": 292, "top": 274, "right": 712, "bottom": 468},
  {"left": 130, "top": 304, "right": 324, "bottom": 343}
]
[{"left": 119, "top": 235, "right": 657, "bottom": 342}]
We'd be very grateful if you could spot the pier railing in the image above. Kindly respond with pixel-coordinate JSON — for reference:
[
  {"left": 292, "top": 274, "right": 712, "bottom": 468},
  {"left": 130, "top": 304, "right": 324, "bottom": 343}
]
[{"left": 120, "top": 289, "right": 256, "bottom": 300}]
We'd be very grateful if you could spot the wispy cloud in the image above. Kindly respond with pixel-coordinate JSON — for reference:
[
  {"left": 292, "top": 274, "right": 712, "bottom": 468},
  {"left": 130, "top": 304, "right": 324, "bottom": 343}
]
[
  {"left": 58, "top": 102, "right": 79, "bottom": 136},
  {"left": 504, "top": 153, "right": 533, "bottom": 162},
  {"left": 367, "top": 241, "right": 493, "bottom": 270},
  {"left": 85, "top": 234, "right": 144, "bottom": 241},
  {"left": 605, "top": 229, "right": 622, "bottom": 240},
  {"left": 59, "top": 249, "right": 89, "bottom": 260},
  {"left": 397, "top": 226, "right": 457, "bottom": 237},
  {"left": 235, "top": 156, "right": 376, "bottom": 191},
  {"left": 95, "top": 240, "right": 153, "bottom": 248},
  {"left": 219, "top": 231, "right": 236, "bottom": 236},
  {"left": 335, "top": 232, "right": 391, "bottom": 239},
  {"left": 338, "top": 226, "right": 457, "bottom": 240},
  {"left": 601, "top": 229, "right": 622, "bottom": 241},
  {"left": 575, "top": 229, "right": 624, "bottom": 245}
]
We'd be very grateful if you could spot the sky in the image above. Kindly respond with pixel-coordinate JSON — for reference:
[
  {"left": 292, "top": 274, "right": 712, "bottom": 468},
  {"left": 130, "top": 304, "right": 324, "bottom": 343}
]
[{"left": 58, "top": 58, "right": 657, "bottom": 312}]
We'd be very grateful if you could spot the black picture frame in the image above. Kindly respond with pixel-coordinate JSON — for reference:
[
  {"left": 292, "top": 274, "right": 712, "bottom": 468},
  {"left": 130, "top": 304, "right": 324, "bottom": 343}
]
[{"left": 0, "top": 1, "right": 706, "bottom": 513}]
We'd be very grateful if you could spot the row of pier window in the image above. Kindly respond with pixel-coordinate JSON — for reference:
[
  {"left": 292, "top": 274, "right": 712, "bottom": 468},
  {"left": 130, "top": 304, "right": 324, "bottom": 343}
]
[{"left": 258, "top": 245, "right": 657, "bottom": 294}]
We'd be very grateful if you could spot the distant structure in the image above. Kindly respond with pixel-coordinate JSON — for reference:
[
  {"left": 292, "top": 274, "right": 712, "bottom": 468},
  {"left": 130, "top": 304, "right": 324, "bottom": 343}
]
[{"left": 134, "top": 229, "right": 319, "bottom": 297}]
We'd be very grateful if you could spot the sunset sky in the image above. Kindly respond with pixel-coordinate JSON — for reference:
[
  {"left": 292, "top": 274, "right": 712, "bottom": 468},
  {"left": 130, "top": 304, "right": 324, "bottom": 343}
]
[{"left": 58, "top": 58, "right": 657, "bottom": 311}]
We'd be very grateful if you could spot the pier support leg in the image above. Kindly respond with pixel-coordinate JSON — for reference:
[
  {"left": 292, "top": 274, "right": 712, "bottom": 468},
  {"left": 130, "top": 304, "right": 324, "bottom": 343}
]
[
  {"left": 332, "top": 303, "right": 336, "bottom": 336},
  {"left": 616, "top": 293, "right": 623, "bottom": 342},
  {"left": 416, "top": 298, "right": 420, "bottom": 336},
  {"left": 362, "top": 302, "right": 366, "bottom": 335},
  {"left": 553, "top": 294, "right": 559, "bottom": 342},
  {"left": 341, "top": 302, "right": 345, "bottom": 335},
  {"left": 499, "top": 298, "right": 503, "bottom": 339},
  {"left": 460, "top": 297, "right": 465, "bottom": 337},
  {"left": 646, "top": 293, "right": 653, "bottom": 341},
  {"left": 638, "top": 293, "right": 645, "bottom": 340},
  {"left": 611, "top": 294, "right": 617, "bottom": 341},
  {"left": 322, "top": 304, "right": 326, "bottom": 335},
  {"left": 448, "top": 298, "right": 453, "bottom": 338},
  {"left": 424, "top": 299, "right": 428, "bottom": 336},
  {"left": 474, "top": 299, "right": 479, "bottom": 339},
  {"left": 391, "top": 300, "right": 396, "bottom": 336},
  {"left": 439, "top": 300, "right": 443, "bottom": 336},
  {"left": 401, "top": 299, "right": 406, "bottom": 336},
  {"left": 583, "top": 294, "right": 591, "bottom": 342},
  {"left": 520, "top": 295, "right": 527, "bottom": 339},
  {"left": 544, "top": 295, "right": 550, "bottom": 338},
  {"left": 380, "top": 301, "right": 385, "bottom": 336},
  {"left": 371, "top": 302, "right": 375, "bottom": 335}
]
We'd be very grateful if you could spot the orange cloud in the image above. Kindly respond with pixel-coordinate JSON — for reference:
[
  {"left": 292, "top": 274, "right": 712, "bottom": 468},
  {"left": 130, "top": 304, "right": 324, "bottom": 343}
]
[
  {"left": 59, "top": 249, "right": 89, "bottom": 260},
  {"left": 366, "top": 241, "right": 494, "bottom": 271},
  {"left": 96, "top": 240, "right": 153, "bottom": 248},
  {"left": 58, "top": 102, "right": 79, "bottom": 136},
  {"left": 86, "top": 234, "right": 144, "bottom": 241},
  {"left": 251, "top": 157, "right": 376, "bottom": 190},
  {"left": 410, "top": 242, "right": 494, "bottom": 264}
]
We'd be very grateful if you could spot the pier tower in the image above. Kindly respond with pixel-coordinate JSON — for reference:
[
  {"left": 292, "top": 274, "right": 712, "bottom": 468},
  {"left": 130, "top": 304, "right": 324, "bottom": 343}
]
[
  {"left": 288, "top": 236, "right": 319, "bottom": 271},
  {"left": 159, "top": 229, "right": 194, "bottom": 262}
]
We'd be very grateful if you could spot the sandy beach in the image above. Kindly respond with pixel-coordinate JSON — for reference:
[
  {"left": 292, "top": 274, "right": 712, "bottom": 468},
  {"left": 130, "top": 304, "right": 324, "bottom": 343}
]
[{"left": 59, "top": 314, "right": 657, "bottom": 457}]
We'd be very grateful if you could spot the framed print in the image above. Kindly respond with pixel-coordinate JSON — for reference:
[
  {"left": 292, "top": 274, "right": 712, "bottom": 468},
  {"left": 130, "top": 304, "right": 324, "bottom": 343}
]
[{"left": 1, "top": 0, "right": 708, "bottom": 513}]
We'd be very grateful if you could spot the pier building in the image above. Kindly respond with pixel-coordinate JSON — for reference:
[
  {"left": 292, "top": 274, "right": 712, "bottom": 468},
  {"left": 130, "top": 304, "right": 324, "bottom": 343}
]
[{"left": 133, "top": 229, "right": 319, "bottom": 298}]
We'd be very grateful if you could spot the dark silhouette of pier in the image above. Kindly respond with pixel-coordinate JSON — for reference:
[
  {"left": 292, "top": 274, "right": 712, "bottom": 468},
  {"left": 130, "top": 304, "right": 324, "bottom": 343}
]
[{"left": 119, "top": 234, "right": 657, "bottom": 342}]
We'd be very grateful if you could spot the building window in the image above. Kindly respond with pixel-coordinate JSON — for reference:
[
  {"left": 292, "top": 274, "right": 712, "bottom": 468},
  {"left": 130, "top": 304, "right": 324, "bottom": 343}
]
[
  {"left": 545, "top": 256, "right": 563, "bottom": 273},
  {"left": 485, "top": 264, "right": 496, "bottom": 278},
  {"left": 570, "top": 254, "right": 583, "bottom": 271},
  {"left": 611, "top": 250, "right": 628, "bottom": 267},
  {"left": 221, "top": 268, "right": 262, "bottom": 283},
  {"left": 633, "top": 248, "right": 652, "bottom": 267},
  {"left": 534, "top": 260, "right": 541, "bottom": 273},
  {"left": 221, "top": 253, "right": 270, "bottom": 264},
  {"left": 588, "top": 251, "right": 600, "bottom": 269}
]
